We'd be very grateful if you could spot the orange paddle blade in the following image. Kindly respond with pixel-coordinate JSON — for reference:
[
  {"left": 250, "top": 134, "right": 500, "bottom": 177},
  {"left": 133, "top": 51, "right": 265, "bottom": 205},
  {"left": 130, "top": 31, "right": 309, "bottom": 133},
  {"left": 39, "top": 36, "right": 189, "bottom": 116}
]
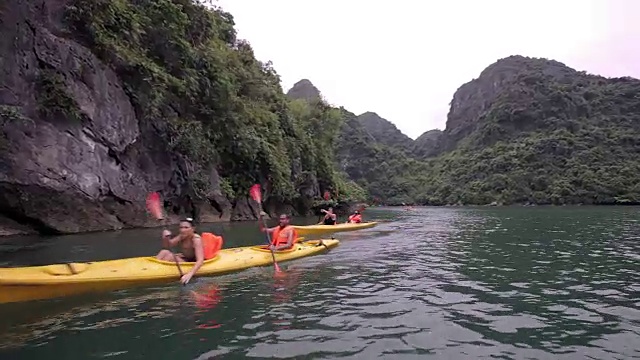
[
  {"left": 146, "top": 192, "right": 163, "bottom": 220},
  {"left": 249, "top": 184, "right": 262, "bottom": 203}
]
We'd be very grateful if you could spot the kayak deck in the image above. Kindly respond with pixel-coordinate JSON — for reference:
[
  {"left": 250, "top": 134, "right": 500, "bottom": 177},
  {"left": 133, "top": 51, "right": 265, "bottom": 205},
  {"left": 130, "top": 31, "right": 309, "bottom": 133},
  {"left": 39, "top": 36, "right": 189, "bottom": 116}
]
[
  {"left": 0, "top": 239, "right": 339, "bottom": 304},
  {"left": 293, "top": 222, "right": 377, "bottom": 236}
]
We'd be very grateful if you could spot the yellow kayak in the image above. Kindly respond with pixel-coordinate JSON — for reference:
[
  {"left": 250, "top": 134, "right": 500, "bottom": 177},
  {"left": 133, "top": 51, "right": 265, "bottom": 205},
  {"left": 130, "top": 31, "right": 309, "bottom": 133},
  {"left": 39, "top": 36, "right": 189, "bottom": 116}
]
[
  {"left": 293, "top": 222, "right": 378, "bottom": 236},
  {"left": 0, "top": 239, "right": 339, "bottom": 304}
]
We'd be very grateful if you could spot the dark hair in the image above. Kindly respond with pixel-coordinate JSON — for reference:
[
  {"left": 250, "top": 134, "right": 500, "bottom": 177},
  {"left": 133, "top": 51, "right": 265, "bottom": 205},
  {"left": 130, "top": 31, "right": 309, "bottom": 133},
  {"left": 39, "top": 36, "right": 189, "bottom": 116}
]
[
  {"left": 180, "top": 217, "right": 194, "bottom": 226},
  {"left": 279, "top": 214, "right": 290, "bottom": 219}
]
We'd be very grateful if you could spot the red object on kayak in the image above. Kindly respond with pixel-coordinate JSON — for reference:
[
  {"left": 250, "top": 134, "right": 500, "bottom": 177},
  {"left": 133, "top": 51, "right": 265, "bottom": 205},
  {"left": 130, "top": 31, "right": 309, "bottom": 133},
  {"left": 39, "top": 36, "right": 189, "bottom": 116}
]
[{"left": 202, "top": 232, "right": 223, "bottom": 260}]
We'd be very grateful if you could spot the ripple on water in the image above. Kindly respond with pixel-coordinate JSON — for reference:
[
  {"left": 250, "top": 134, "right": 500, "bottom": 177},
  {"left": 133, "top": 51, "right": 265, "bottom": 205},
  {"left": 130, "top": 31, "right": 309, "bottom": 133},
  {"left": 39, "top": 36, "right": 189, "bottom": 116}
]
[{"left": 1, "top": 207, "right": 640, "bottom": 360}]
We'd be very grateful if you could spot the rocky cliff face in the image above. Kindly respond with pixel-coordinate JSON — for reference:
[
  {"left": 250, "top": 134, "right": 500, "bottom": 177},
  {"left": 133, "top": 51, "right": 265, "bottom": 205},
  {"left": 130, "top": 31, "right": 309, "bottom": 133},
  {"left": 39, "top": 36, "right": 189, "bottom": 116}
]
[
  {"left": 411, "top": 56, "right": 640, "bottom": 205},
  {"left": 286, "top": 79, "right": 322, "bottom": 102},
  {"left": 356, "top": 112, "right": 414, "bottom": 153},
  {"left": 1, "top": 0, "right": 339, "bottom": 236},
  {"left": 422, "top": 55, "right": 583, "bottom": 155},
  {"left": 412, "top": 129, "right": 443, "bottom": 158},
  {"left": 0, "top": 0, "right": 240, "bottom": 236}
]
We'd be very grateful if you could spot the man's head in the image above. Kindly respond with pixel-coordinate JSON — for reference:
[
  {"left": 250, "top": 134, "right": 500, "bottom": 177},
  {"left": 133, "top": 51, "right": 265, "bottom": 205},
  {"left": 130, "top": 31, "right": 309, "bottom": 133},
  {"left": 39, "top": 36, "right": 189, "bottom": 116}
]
[
  {"left": 179, "top": 217, "right": 195, "bottom": 236},
  {"left": 354, "top": 210, "right": 360, "bottom": 215},
  {"left": 327, "top": 207, "right": 334, "bottom": 214},
  {"left": 278, "top": 214, "right": 290, "bottom": 227}
]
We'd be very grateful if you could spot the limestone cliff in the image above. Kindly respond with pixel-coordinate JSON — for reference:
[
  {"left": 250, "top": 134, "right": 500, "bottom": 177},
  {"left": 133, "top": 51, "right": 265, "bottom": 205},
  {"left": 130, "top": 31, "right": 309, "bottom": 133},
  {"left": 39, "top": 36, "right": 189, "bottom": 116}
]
[
  {"left": 356, "top": 112, "right": 413, "bottom": 154},
  {"left": 0, "top": 0, "right": 350, "bottom": 235},
  {"left": 400, "top": 56, "right": 640, "bottom": 205},
  {"left": 412, "top": 129, "right": 443, "bottom": 158},
  {"left": 286, "top": 79, "right": 321, "bottom": 102},
  {"left": 0, "top": 0, "right": 233, "bottom": 235}
]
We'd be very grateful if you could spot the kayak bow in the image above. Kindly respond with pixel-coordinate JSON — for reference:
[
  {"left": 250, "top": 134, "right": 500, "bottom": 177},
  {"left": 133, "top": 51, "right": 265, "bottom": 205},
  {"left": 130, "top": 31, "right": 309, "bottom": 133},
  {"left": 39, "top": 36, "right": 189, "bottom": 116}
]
[{"left": 293, "top": 222, "right": 378, "bottom": 236}]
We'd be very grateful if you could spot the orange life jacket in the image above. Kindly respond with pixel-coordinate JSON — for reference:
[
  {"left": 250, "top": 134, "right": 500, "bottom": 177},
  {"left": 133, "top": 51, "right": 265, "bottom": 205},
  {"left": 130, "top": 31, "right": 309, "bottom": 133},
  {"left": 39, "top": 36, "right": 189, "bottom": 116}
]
[
  {"left": 201, "top": 232, "right": 223, "bottom": 259},
  {"left": 348, "top": 214, "right": 362, "bottom": 223},
  {"left": 271, "top": 225, "right": 297, "bottom": 249}
]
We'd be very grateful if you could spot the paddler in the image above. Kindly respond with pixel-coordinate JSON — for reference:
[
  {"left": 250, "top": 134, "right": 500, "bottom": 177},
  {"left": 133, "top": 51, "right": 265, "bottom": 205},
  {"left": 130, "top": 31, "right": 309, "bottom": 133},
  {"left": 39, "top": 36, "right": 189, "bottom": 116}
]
[
  {"left": 319, "top": 207, "right": 337, "bottom": 225},
  {"left": 260, "top": 212, "right": 298, "bottom": 250},
  {"left": 347, "top": 210, "right": 362, "bottom": 223},
  {"left": 156, "top": 217, "right": 204, "bottom": 284}
]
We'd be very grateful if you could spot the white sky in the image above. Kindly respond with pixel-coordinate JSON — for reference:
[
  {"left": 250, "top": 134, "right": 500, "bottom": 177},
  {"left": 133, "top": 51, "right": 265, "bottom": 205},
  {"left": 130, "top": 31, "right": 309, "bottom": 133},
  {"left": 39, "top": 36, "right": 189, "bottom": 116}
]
[{"left": 213, "top": 0, "right": 639, "bottom": 139}]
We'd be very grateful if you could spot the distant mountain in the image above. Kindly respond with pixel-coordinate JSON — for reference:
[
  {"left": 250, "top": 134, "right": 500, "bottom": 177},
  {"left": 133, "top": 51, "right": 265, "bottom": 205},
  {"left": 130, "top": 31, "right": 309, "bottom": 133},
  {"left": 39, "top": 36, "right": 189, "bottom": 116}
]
[
  {"left": 286, "top": 79, "right": 321, "bottom": 102},
  {"left": 335, "top": 108, "right": 421, "bottom": 204},
  {"left": 291, "top": 54, "right": 640, "bottom": 206},
  {"left": 356, "top": 111, "right": 414, "bottom": 154},
  {"left": 414, "top": 55, "right": 640, "bottom": 205},
  {"left": 412, "top": 129, "right": 443, "bottom": 158}
]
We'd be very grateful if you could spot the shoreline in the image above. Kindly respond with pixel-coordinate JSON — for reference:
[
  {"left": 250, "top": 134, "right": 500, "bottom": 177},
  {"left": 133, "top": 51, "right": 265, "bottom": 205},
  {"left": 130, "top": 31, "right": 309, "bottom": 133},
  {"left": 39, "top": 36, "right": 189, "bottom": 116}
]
[{"left": 3, "top": 203, "right": 638, "bottom": 238}]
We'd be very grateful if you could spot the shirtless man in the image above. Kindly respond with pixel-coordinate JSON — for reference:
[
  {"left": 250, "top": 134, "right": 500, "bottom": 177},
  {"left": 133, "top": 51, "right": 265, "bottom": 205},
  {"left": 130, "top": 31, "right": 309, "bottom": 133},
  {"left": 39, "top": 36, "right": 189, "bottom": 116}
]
[{"left": 156, "top": 218, "right": 204, "bottom": 284}]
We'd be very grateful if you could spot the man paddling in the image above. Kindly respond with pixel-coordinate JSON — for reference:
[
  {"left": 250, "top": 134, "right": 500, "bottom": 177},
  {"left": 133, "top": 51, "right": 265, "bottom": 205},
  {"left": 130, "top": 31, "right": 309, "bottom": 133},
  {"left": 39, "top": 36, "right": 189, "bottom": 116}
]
[
  {"left": 319, "top": 207, "right": 337, "bottom": 225},
  {"left": 156, "top": 218, "right": 204, "bottom": 284},
  {"left": 260, "top": 213, "right": 298, "bottom": 250}
]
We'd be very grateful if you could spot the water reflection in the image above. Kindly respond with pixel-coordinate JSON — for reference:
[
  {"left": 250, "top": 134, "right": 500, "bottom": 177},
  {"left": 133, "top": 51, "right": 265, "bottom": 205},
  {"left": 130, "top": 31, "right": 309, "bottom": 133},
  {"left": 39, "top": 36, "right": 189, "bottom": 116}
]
[
  {"left": 192, "top": 283, "right": 223, "bottom": 330},
  {"left": 1, "top": 207, "right": 639, "bottom": 360},
  {"left": 449, "top": 207, "right": 640, "bottom": 356}
]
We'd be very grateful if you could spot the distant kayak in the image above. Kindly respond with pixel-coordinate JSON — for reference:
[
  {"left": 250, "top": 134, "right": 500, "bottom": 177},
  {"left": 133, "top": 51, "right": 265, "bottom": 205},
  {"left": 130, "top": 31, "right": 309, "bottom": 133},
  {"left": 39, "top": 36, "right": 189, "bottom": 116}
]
[
  {"left": 293, "top": 222, "right": 378, "bottom": 236},
  {"left": 0, "top": 239, "right": 339, "bottom": 304}
]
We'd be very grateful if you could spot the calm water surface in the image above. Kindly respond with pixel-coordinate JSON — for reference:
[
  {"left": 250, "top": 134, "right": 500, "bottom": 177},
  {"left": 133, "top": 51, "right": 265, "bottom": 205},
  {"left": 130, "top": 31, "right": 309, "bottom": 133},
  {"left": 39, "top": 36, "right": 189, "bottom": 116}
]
[{"left": 0, "top": 206, "right": 639, "bottom": 359}]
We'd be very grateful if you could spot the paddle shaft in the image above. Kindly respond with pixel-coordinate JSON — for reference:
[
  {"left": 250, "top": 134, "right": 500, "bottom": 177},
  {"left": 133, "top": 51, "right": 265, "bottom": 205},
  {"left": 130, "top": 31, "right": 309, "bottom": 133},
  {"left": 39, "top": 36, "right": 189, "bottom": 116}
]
[
  {"left": 159, "top": 219, "right": 185, "bottom": 279},
  {"left": 257, "top": 204, "right": 280, "bottom": 267},
  {"left": 147, "top": 192, "right": 186, "bottom": 283}
]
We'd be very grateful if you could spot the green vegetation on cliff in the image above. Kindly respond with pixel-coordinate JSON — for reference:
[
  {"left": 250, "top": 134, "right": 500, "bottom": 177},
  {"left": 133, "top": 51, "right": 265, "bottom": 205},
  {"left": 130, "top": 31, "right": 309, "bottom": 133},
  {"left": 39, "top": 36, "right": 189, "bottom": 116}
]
[
  {"left": 64, "top": 0, "right": 364, "bottom": 210},
  {"left": 57, "top": 0, "right": 640, "bottom": 210},
  {"left": 415, "top": 59, "right": 640, "bottom": 205},
  {"left": 333, "top": 56, "right": 640, "bottom": 206}
]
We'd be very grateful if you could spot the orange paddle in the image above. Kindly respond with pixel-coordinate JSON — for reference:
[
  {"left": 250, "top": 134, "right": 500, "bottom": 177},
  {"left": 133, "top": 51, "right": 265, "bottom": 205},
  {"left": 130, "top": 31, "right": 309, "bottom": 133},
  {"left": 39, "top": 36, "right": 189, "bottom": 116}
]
[{"left": 250, "top": 184, "right": 281, "bottom": 273}]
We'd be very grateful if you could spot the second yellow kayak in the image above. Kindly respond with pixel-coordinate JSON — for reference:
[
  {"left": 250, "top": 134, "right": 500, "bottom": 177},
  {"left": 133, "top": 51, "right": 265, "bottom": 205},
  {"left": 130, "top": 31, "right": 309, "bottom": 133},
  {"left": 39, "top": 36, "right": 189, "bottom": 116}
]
[
  {"left": 0, "top": 239, "right": 339, "bottom": 304},
  {"left": 293, "top": 222, "right": 378, "bottom": 236}
]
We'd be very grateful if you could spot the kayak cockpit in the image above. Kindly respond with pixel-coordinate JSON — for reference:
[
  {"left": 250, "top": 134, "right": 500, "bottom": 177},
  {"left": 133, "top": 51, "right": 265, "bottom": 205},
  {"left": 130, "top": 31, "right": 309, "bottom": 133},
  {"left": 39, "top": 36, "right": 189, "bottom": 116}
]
[
  {"left": 147, "top": 254, "right": 222, "bottom": 266},
  {"left": 43, "top": 263, "right": 90, "bottom": 276}
]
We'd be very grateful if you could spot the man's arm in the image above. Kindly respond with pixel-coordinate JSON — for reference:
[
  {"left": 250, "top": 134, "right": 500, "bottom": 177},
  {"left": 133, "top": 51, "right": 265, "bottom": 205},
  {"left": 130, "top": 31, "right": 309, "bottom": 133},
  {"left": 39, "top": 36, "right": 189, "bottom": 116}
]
[
  {"left": 260, "top": 225, "right": 275, "bottom": 234},
  {"left": 317, "top": 209, "right": 327, "bottom": 224},
  {"left": 162, "top": 231, "right": 181, "bottom": 248},
  {"left": 258, "top": 212, "right": 275, "bottom": 234},
  {"left": 181, "top": 235, "right": 204, "bottom": 284},
  {"left": 190, "top": 235, "right": 205, "bottom": 274}
]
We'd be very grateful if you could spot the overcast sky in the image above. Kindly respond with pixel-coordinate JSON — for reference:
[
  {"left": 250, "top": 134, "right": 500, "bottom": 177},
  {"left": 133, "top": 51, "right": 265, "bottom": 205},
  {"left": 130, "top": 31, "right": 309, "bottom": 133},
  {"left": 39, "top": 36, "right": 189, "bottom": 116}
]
[{"left": 214, "top": 0, "right": 638, "bottom": 139}]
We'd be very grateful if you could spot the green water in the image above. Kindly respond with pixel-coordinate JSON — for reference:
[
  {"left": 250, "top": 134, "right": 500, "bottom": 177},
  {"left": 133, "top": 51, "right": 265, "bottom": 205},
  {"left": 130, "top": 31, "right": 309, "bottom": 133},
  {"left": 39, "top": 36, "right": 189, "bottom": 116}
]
[{"left": 0, "top": 207, "right": 639, "bottom": 359}]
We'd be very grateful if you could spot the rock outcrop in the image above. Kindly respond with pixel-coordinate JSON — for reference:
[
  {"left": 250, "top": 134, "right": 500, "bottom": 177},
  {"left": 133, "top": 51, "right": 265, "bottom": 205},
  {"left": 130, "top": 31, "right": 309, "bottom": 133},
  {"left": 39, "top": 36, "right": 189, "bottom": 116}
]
[
  {"left": 400, "top": 56, "right": 640, "bottom": 205},
  {"left": 0, "top": 0, "right": 235, "bottom": 235},
  {"left": 422, "top": 55, "right": 587, "bottom": 155},
  {"left": 0, "top": 0, "right": 347, "bottom": 236},
  {"left": 356, "top": 112, "right": 414, "bottom": 153},
  {"left": 412, "top": 129, "right": 443, "bottom": 158},
  {"left": 286, "top": 79, "right": 322, "bottom": 102}
]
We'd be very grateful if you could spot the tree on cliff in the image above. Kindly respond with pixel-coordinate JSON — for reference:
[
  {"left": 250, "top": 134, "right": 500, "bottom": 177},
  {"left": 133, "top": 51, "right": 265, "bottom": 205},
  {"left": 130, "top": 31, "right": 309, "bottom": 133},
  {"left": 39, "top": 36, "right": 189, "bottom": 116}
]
[
  {"left": 332, "top": 55, "right": 640, "bottom": 206},
  {"left": 414, "top": 56, "right": 640, "bottom": 205},
  {"left": 0, "top": 0, "right": 365, "bottom": 235},
  {"left": 63, "top": 0, "right": 367, "bottom": 211}
]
